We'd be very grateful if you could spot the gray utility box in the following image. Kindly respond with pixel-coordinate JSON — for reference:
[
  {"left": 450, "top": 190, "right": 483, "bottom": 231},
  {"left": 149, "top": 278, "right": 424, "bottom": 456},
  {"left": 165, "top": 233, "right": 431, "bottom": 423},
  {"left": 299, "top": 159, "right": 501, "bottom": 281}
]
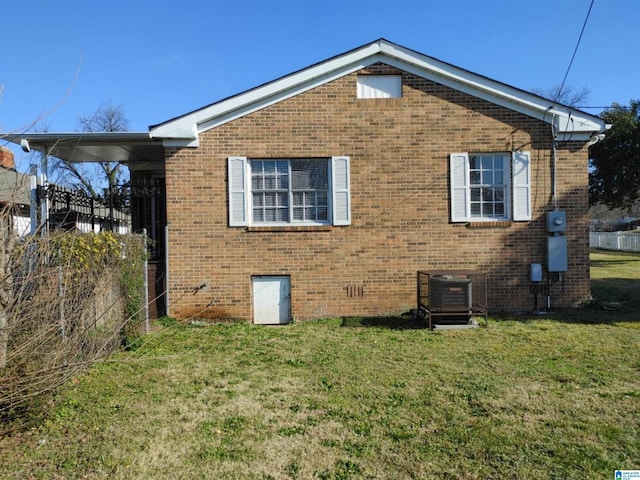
[
  {"left": 547, "top": 236, "right": 568, "bottom": 272},
  {"left": 547, "top": 211, "right": 567, "bottom": 233}
]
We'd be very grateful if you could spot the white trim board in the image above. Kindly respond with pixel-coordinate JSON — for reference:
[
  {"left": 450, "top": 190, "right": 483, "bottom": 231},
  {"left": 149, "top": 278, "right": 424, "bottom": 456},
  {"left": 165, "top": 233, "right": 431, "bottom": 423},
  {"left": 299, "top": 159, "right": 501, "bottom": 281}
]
[{"left": 149, "top": 39, "right": 606, "bottom": 145}]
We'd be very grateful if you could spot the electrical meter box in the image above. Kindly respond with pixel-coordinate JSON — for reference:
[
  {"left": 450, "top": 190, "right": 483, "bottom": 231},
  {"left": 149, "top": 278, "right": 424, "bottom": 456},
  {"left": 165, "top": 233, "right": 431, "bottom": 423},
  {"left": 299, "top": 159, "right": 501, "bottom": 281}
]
[
  {"left": 547, "top": 211, "right": 567, "bottom": 233},
  {"left": 547, "top": 236, "right": 568, "bottom": 272}
]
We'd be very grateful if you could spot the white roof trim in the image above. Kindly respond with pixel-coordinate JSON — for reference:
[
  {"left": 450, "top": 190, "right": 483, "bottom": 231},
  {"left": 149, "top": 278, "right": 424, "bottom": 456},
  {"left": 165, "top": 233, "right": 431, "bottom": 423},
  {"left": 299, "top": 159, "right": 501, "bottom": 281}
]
[
  {"left": 3, "top": 132, "right": 165, "bottom": 164},
  {"left": 149, "top": 39, "right": 605, "bottom": 143}
]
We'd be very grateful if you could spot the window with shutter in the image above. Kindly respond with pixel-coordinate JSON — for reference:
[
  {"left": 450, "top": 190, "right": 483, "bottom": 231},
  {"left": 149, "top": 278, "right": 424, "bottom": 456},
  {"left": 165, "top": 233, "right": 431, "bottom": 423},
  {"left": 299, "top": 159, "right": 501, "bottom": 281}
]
[
  {"left": 450, "top": 152, "right": 530, "bottom": 223},
  {"left": 228, "top": 156, "right": 351, "bottom": 227}
]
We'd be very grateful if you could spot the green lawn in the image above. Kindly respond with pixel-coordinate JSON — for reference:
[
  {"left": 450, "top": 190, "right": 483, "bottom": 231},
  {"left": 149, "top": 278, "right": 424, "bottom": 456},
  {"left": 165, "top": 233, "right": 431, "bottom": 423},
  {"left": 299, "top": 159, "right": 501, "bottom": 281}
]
[
  {"left": 590, "top": 249, "right": 640, "bottom": 318},
  {"left": 1, "top": 251, "right": 639, "bottom": 479}
]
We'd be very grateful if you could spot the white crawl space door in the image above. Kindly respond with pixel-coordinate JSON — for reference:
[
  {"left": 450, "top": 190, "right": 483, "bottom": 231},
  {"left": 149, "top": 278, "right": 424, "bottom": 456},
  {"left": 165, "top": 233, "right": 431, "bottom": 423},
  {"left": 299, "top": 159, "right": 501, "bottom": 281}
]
[{"left": 252, "top": 276, "right": 291, "bottom": 325}]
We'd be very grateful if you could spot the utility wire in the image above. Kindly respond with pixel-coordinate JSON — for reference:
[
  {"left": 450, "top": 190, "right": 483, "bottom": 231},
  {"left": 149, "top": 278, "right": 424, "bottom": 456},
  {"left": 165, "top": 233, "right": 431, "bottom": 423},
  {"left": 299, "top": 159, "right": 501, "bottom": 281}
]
[
  {"left": 575, "top": 105, "right": 631, "bottom": 110},
  {"left": 555, "top": 0, "right": 596, "bottom": 102}
]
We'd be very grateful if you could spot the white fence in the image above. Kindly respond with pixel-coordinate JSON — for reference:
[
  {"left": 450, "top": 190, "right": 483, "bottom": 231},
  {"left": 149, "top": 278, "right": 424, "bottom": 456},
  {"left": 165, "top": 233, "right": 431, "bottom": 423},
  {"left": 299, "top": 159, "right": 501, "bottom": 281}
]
[{"left": 590, "top": 232, "right": 640, "bottom": 252}]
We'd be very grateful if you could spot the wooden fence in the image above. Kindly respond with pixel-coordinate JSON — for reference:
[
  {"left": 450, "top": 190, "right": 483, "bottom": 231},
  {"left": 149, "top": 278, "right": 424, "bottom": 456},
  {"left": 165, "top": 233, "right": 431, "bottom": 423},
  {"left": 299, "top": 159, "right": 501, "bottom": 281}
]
[{"left": 590, "top": 232, "right": 640, "bottom": 252}]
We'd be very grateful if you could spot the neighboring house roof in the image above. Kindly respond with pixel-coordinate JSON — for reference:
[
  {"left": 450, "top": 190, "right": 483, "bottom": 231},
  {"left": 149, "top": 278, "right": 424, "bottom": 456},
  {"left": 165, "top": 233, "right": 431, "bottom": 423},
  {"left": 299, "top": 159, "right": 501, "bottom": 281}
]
[
  {"left": 149, "top": 38, "right": 607, "bottom": 146},
  {"left": 0, "top": 167, "right": 31, "bottom": 207}
]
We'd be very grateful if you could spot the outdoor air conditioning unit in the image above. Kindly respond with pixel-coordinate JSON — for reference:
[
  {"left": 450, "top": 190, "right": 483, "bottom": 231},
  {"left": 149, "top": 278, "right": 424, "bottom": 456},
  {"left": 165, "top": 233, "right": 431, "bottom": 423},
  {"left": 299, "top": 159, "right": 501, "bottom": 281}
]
[{"left": 429, "top": 276, "right": 472, "bottom": 312}]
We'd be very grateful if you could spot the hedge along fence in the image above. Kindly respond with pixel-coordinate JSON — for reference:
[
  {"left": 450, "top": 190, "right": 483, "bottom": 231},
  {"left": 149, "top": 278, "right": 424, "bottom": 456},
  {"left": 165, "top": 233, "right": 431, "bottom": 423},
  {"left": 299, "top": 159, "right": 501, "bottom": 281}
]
[{"left": 0, "top": 228, "right": 146, "bottom": 428}]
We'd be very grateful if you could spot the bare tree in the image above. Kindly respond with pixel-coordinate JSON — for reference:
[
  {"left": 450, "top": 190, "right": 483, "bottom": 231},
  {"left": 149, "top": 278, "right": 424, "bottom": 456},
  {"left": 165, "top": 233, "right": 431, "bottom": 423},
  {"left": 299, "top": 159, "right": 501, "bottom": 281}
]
[
  {"left": 531, "top": 85, "right": 591, "bottom": 108},
  {"left": 78, "top": 102, "right": 130, "bottom": 133},
  {"left": 55, "top": 102, "right": 130, "bottom": 200}
]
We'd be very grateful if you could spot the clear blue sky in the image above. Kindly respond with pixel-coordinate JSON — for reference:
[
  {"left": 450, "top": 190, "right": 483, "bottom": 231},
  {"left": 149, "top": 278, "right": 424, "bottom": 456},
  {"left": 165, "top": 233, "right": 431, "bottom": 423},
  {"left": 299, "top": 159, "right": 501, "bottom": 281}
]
[{"left": 1, "top": 0, "right": 638, "bottom": 138}]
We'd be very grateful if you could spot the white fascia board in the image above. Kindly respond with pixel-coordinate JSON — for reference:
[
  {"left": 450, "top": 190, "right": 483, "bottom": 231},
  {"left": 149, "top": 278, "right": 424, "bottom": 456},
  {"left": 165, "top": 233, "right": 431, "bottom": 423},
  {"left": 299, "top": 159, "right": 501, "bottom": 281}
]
[
  {"left": 377, "top": 42, "right": 605, "bottom": 139},
  {"left": 382, "top": 55, "right": 579, "bottom": 130},
  {"left": 150, "top": 43, "right": 383, "bottom": 141},
  {"left": 161, "top": 137, "right": 200, "bottom": 148},
  {"left": 6, "top": 131, "right": 153, "bottom": 143},
  {"left": 552, "top": 113, "right": 604, "bottom": 137},
  {"left": 149, "top": 39, "right": 605, "bottom": 144},
  {"left": 150, "top": 121, "right": 198, "bottom": 142},
  {"left": 197, "top": 60, "right": 374, "bottom": 133}
]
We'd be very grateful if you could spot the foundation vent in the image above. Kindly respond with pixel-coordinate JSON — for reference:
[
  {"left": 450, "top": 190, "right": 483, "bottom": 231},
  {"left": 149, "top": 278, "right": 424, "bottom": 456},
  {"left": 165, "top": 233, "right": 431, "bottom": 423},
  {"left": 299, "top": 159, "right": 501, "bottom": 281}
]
[{"left": 345, "top": 284, "right": 364, "bottom": 298}]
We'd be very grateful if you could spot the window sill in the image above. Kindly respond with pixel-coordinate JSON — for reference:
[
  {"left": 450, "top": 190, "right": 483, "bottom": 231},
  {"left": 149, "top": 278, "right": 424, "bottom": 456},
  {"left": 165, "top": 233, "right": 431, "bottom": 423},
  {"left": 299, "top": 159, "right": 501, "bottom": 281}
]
[
  {"left": 246, "top": 225, "right": 333, "bottom": 233},
  {"left": 466, "top": 221, "right": 513, "bottom": 229}
]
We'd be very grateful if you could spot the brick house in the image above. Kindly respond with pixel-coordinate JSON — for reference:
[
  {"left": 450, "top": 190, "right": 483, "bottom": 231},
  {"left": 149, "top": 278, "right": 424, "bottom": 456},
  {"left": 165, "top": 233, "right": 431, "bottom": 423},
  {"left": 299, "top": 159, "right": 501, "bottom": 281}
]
[{"left": 8, "top": 39, "right": 607, "bottom": 322}]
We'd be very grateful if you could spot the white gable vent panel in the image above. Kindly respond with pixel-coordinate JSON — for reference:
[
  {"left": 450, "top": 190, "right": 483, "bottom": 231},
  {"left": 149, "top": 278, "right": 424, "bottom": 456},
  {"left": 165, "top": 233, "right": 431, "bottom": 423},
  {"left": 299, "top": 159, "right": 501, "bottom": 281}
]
[{"left": 357, "top": 75, "right": 401, "bottom": 99}]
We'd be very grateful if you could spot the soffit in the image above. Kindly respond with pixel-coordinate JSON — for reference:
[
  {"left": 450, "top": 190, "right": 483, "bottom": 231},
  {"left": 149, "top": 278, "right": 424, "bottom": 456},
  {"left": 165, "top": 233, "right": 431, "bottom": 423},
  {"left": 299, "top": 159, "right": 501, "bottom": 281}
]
[{"left": 3, "top": 132, "right": 165, "bottom": 167}]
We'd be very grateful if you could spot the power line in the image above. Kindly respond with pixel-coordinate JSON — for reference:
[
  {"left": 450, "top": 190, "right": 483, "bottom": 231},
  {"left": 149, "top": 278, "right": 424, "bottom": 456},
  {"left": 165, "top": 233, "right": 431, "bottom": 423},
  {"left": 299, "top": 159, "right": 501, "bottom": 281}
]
[
  {"left": 575, "top": 105, "right": 632, "bottom": 110},
  {"left": 555, "top": 0, "right": 596, "bottom": 102}
]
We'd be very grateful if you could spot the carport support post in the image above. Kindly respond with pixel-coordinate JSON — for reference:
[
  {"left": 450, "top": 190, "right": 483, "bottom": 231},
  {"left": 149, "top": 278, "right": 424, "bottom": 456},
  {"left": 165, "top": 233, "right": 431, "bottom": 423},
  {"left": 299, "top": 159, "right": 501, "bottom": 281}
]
[
  {"left": 108, "top": 183, "right": 114, "bottom": 232},
  {"left": 0, "top": 309, "right": 6, "bottom": 369},
  {"left": 59, "top": 266, "right": 66, "bottom": 341},
  {"left": 39, "top": 146, "right": 49, "bottom": 235},
  {"left": 164, "top": 226, "right": 170, "bottom": 318},
  {"left": 41, "top": 145, "right": 49, "bottom": 180},
  {"left": 29, "top": 165, "right": 38, "bottom": 235},
  {"left": 143, "top": 229, "right": 149, "bottom": 333},
  {"left": 37, "top": 174, "right": 48, "bottom": 236}
]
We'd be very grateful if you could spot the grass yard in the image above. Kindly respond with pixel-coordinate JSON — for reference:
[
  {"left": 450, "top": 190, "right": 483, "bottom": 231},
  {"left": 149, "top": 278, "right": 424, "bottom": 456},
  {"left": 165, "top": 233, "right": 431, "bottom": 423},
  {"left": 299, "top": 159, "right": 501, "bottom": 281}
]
[
  {"left": 1, "top": 250, "right": 639, "bottom": 479},
  {"left": 590, "top": 250, "right": 640, "bottom": 318}
]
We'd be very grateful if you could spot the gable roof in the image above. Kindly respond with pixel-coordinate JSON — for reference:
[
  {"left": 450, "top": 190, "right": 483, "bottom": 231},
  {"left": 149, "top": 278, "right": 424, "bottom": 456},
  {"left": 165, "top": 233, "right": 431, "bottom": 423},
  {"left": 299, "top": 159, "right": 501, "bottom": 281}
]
[{"left": 149, "top": 38, "right": 606, "bottom": 146}]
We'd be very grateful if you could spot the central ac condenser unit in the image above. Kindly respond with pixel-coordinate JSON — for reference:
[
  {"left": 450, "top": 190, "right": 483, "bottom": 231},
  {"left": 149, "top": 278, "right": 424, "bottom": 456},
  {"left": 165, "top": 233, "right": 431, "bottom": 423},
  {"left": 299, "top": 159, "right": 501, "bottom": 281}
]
[{"left": 429, "top": 276, "right": 472, "bottom": 311}]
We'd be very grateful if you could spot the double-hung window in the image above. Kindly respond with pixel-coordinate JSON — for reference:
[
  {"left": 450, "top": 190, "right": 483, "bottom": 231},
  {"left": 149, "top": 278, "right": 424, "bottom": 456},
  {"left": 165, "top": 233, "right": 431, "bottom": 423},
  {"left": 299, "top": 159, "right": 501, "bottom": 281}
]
[
  {"left": 450, "top": 151, "right": 531, "bottom": 222},
  {"left": 469, "top": 154, "right": 508, "bottom": 219},
  {"left": 228, "top": 156, "right": 350, "bottom": 226},
  {"left": 251, "top": 159, "right": 329, "bottom": 223}
]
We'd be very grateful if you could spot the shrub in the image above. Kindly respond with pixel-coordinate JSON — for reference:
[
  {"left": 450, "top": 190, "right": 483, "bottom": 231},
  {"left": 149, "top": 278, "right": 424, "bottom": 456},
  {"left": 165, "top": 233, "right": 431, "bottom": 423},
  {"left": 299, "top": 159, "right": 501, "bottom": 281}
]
[{"left": 0, "top": 230, "right": 147, "bottom": 429}]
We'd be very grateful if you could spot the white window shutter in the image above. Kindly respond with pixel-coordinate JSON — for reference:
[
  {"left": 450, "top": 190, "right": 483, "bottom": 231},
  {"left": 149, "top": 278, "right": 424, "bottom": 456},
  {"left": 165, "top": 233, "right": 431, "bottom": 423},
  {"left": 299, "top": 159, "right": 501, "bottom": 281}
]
[
  {"left": 331, "top": 156, "right": 351, "bottom": 226},
  {"left": 450, "top": 153, "right": 469, "bottom": 222},
  {"left": 228, "top": 156, "right": 248, "bottom": 226},
  {"left": 512, "top": 151, "right": 532, "bottom": 221}
]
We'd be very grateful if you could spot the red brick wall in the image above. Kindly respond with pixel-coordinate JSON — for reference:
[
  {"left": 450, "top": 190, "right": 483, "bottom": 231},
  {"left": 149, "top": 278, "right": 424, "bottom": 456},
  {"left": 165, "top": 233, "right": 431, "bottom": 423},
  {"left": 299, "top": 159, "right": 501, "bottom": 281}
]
[
  {"left": 164, "top": 64, "right": 591, "bottom": 320},
  {"left": 0, "top": 147, "right": 15, "bottom": 170}
]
